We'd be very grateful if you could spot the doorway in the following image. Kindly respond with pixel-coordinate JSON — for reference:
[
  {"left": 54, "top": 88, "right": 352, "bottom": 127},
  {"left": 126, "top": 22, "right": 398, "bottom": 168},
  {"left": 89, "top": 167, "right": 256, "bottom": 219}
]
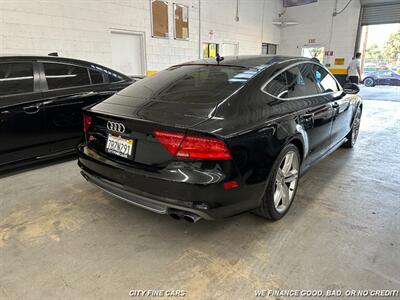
[
  {"left": 356, "top": 23, "right": 400, "bottom": 100},
  {"left": 110, "top": 30, "right": 146, "bottom": 77},
  {"left": 262, "top": 43, "right": 277, "bottom": 55},
  {"left": 301, "top": 46, "right": 325, "bottom": 62},
  {"left": 221, "top": 43, "right": 238, "bottom": 56}
]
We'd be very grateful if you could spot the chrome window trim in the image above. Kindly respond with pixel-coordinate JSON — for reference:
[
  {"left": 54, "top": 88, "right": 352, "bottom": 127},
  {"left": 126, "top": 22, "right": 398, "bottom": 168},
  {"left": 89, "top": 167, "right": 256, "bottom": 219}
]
[{"left": 260, "top": 60, "right": 343, "bottom": 100}]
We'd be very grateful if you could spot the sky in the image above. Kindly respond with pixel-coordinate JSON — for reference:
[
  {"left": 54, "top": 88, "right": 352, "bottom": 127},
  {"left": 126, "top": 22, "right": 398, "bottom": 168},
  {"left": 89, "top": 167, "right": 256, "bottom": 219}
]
[{"left": 367, "top": 23, "right": 400, "bottom": 48}]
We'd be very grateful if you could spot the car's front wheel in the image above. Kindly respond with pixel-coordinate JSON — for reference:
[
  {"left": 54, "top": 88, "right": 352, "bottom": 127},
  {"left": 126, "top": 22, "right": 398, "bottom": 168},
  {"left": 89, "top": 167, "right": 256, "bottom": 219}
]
[{"left": 256, "top": 144, "right": 301, "bottom": 220}]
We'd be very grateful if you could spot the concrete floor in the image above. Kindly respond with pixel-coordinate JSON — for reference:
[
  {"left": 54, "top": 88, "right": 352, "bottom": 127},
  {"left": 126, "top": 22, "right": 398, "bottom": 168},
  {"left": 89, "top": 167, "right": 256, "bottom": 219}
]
[
  {"left": 359, "top": 85, "right": 400, "bottom": 101},
  {"left": 0, "top": 100, "right": 399, "bottom": 300}
]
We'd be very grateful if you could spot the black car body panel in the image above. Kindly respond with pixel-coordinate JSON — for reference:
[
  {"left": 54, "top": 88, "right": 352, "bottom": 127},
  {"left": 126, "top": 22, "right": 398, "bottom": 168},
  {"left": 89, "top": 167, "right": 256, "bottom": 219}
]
[
  {"left": 0, "top": 55, "right": 133, "bottom": 170},
  {"left": 78, "top": 55, "right": 362, "bottom": 220},
  {"left": 363, "top": 70, "right": 400, "bottom": 86}
]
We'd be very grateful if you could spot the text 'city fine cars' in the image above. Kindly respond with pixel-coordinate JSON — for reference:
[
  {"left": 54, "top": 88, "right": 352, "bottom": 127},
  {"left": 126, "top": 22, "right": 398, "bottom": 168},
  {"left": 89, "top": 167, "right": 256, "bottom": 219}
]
[
  {"left": 78, "top": 55, "right": 362, "bottom": 222},
  {"left": 0, "top": 55, "right": 133, "bottom": 171}
]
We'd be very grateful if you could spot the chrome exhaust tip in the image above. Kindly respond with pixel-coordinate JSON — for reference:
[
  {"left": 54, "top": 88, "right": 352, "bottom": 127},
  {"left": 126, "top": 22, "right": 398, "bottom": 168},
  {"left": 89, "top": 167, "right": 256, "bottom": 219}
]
[
  {"left": 183, "top": 213, "right": 201, "bottom": 223},
  {"left": 169, "top": 209, "right": 184, "bottom": 221},
  {"left": 80, "top": 171, "right": 89, "bottom": 181}
]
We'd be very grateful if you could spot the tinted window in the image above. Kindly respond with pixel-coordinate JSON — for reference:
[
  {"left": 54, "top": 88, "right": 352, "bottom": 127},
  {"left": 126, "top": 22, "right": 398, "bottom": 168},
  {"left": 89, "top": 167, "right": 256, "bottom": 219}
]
[
  {"left": 118, "top": 65, "right": 259, "bottom": 103},
  {"left": 265, "top": 64, "right": 321, "bottom": 98},
  {"left": 264, "top": 72, "right": 288, "bottom": 98},
  {"left": 89, "top": 69, "right": 104, "bottom": 84},
  {"left": 313, "top": 66, "right": 339, "bottom": 93},
  {"left": 0, "top": 63, "right": 34, "bottom": 96},
  {"left": 286, "top": 64, "right": 319, "bottom": 98},
  {"left": 44, "top": 63, "right": 90, "bottom": 90},
  {"left": 108, "top": 72, "right": 124, "bottom": 83}
]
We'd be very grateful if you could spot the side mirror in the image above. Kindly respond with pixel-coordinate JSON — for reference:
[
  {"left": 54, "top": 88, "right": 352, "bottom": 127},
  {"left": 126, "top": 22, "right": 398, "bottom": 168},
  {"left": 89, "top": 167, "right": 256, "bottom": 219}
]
[{"left": 343, "top": 83, "right": 360, "bottom": 94}]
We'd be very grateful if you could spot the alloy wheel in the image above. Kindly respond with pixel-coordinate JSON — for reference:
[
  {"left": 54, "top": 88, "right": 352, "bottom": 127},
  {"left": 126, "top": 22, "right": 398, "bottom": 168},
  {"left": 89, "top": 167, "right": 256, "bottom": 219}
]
[
  {"left": 352, "top": 109, "right": 361, "bottom": 145},
  {"left": 274, "top": 150, "right": 300, "bottom": 213},
  {"left": 364, "top": 78, "right": 374, "bottom": 87}
]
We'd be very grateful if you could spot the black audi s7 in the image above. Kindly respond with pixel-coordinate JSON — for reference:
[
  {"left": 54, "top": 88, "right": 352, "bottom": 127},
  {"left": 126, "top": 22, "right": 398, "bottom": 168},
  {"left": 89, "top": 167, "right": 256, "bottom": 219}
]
[
  {"left": 0, "top": 55, "right": 133, "bottom": 171},
  {"left": 78, "top": 55, "right": 362, "bottom": 222}
]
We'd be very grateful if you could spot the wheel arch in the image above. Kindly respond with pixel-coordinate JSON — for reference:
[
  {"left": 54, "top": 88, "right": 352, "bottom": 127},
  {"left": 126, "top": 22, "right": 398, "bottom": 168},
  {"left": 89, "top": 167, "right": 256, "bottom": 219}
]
[{"left": 288, "top": 135, "right": 305, "bottom": 163}]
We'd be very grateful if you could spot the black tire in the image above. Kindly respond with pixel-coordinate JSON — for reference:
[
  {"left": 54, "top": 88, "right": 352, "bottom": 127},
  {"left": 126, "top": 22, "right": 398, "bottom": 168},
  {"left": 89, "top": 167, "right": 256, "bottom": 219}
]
[
  {"left": 342, "top": 106, "right": 362, "bottom": 148},
  {"left": 363, "top": 77, "right": 375, "bottom": 87},
  {"left": 254, "top": 143, "right": 301, "bottom": 220}
]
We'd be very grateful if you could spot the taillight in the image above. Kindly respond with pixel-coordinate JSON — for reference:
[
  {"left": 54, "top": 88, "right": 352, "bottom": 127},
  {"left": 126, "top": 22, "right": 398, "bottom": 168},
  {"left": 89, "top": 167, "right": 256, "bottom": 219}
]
[
  {"left": 153, "top": 130, "right": 232, "bottom": 160},
  {"left": 83, "top": 114, "right": 92, "bottom": 133}
]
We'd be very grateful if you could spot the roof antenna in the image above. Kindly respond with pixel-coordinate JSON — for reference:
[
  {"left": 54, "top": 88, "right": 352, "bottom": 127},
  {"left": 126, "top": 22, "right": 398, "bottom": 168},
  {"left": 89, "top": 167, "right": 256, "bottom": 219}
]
[
  {"left": 48, "top": 52, "right": 58, "bottom": 56},
  {"left": 216, "top": 53, "right": 224, "bottom": 64}
]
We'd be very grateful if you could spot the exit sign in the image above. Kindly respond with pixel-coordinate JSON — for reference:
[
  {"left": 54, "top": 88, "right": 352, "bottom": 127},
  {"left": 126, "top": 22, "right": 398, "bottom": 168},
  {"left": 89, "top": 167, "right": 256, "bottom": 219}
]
[{"left": 308, "top": 38, "right": 316, "bottom": 44}]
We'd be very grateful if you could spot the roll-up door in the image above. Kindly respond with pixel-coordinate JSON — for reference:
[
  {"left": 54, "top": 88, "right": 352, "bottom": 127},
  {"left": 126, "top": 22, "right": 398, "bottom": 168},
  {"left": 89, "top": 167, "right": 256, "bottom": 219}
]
[{"left": 360, "top": 2, "right": 400, "bottom": 25}]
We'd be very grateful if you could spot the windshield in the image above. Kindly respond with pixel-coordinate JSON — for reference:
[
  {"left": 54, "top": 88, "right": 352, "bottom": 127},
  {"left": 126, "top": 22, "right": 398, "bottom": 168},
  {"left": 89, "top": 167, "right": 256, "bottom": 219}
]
[{"left": 118, "top": 65, "right": 259, "bottom": 104}]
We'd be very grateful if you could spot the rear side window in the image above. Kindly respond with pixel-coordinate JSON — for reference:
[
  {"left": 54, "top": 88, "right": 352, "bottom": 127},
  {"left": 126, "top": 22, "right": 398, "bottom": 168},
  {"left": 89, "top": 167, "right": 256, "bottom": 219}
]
[
  {"left": 264, "top": 63, "right": 321, "bottom": 99},
  {"left": 118, "top": 65, "right": 259, "bottom": 103},
  {"left": 286, "top": 64, "right": 319, "bottom": 98},
  {"left": 44, "top": 63, "right": 90, "bottom": 90},
  {"left": 0, "top": 63, "right": 34, "bottom": 96},
  {"left": 264, "top": 72, "right": 289, "bottom": 98},
  {"left": 89, "top": 69, "right": 104, "bottom": 84},
  {"left": 313, "top": 66, "right": 340, "bottom": 93},
  {"left": 108, "top": 72, "right": 124, "bottom": 83}
]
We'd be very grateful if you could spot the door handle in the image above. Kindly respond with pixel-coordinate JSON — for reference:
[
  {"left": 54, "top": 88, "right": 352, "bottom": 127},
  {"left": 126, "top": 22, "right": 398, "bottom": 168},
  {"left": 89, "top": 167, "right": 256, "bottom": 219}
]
[
  {"left": 23, "top": 104, "right": 41, "bottom": 114},
  {"left": 302, "top": 113, "right": 314, "bottom": 120}
]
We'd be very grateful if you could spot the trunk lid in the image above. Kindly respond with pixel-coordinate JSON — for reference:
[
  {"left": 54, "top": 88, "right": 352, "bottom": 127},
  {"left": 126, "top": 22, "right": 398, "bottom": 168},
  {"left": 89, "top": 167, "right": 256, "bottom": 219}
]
[{"left": 85, "top": 94, "right": 216, "bottom": 167}]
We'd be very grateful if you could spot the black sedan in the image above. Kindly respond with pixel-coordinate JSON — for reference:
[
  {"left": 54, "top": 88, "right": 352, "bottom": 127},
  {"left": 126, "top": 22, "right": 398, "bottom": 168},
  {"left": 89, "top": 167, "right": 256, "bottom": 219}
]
[
  {"left": 363, "top": 70, "right": 400, "bottom": 87},
  {"left": 0, "top": 55, "right": 133, "bottom": 171},
  {"left": 78, "top": 55, "right": 362, "bottom": 222}
]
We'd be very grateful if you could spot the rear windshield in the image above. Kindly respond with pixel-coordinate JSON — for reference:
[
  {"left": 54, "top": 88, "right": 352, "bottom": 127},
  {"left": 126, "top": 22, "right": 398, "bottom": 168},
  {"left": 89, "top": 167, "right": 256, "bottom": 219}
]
[{"left": 118, "top": 65, "right": 259, "bottom": 104}]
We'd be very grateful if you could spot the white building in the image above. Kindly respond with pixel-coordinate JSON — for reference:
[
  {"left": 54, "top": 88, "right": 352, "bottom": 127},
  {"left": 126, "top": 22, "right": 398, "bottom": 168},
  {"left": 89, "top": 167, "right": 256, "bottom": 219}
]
[{"left": 0, "top": 0, "right": 361, "bottom": 76}]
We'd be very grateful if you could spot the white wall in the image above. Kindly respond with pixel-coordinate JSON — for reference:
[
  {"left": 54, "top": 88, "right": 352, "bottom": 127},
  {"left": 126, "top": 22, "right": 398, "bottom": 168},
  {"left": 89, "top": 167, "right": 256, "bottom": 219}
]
[
  {"left": 277, "top": 0, "right": 361, "bottom": 69},
  {"left": 0, "top": 0, "right": 281, "bottom": 74}
]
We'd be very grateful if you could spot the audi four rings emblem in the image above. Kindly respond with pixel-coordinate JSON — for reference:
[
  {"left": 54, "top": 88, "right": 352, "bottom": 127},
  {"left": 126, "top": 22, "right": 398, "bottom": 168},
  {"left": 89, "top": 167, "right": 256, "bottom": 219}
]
[{"left": 107, "top": 121, "right": 125, "bottom": 133}]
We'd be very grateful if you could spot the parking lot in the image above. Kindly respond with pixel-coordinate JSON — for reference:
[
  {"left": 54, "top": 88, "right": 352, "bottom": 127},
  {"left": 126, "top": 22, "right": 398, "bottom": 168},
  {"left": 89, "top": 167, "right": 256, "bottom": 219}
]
[{"left": 1, "top": 100, "right": 399, "bottom": 299}]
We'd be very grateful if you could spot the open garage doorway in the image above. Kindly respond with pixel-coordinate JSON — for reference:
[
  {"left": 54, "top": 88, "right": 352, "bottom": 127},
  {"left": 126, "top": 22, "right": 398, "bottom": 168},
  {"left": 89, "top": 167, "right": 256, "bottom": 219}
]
[
  {"left": 358, "top": 23, "right": 400, "bottom": 100},
  {"left": 356, "top": 1, "right": 400, "bottom": 101}
]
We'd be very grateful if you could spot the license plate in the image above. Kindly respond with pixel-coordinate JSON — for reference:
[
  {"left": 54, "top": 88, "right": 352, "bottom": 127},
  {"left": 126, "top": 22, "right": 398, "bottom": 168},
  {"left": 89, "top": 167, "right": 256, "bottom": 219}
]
[{"left": 105, "top": 134, "right": 134, "bottom": 159}]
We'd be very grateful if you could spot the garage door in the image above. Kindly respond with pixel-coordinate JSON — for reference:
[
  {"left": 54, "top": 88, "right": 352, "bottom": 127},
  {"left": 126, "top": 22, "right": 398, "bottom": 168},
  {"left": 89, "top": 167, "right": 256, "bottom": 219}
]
[
  {"left": 360, "top": 2, "right": 400, "bottom": 25},
  {"left": 110, "top": 31, "right": 145, "bottom": 77}
]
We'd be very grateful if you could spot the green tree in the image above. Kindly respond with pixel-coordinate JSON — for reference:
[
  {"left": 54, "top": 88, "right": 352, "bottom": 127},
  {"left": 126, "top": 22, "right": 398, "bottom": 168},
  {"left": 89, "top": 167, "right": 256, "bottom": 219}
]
[
  {"left": 365, "top": 44, "right": 384, "bottom": 60},
  {"left": 383, "top": 29, "right": 400, "bottom": 60}
]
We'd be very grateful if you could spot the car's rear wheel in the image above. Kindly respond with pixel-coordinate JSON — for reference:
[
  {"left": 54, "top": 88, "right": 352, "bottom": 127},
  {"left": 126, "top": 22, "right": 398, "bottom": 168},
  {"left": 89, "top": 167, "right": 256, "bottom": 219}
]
[
  {"left": 363, "top": 77, "right": 375, "bottom": 87},
  {"left": 343, "top": 106, "right": 362, "bottom": 148},
  {"left": 255, "top": 144, "right": 300, "bottom": 220}
]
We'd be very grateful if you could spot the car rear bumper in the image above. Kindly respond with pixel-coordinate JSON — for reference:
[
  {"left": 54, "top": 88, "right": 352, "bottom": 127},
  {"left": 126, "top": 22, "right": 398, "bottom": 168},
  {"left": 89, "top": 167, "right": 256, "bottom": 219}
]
[
  {"left": 80, "top": 168, "right": 215, "bottom": 219},
  {"left": 77, "top": 144, "right": 264, "bottom": 220}
]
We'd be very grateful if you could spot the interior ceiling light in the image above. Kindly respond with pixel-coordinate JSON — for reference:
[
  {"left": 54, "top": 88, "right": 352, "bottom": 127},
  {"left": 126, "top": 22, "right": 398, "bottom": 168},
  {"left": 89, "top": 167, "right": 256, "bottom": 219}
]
[{"left": 272, "top": 21, "right": 299, "bottom": 27}]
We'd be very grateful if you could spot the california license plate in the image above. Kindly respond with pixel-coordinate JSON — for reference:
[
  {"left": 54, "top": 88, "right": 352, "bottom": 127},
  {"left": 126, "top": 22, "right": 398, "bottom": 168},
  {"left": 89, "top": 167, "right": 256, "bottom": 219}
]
[{"left": 105, "top": 134, "right": 134, "bottom": 159}]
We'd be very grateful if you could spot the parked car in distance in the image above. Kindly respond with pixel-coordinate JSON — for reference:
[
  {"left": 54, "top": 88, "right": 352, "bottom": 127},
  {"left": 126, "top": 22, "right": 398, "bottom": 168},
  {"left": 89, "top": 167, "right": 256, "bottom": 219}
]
[
  {"left": 78, "top": 55, "right": 362, "bottom": 222},
  {"left": 0, "top": 55, "right": 134, "bottom": 171},
  {"left": 363, "top": 70, "right": 400, "bottom": 87}
]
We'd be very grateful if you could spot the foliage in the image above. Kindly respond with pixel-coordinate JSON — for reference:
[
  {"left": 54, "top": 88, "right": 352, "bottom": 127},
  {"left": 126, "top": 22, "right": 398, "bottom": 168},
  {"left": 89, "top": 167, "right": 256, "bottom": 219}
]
[
  {"left": 383, "top": 29, "right": 400, "bottom": 60},
  {"left": 365, "top": 44, "right": 384, "bottom": 60}
]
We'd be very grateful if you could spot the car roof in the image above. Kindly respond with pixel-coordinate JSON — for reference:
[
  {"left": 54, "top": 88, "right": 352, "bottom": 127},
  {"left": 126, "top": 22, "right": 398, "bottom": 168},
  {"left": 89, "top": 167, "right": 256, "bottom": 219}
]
[
  {"left": 0, "top": 54, "right": 131, "bottom": 80},
  {"left": 1, "top": 54, "right": 103, "bottom": 67},
  {"left": 179, "top": 55, "right": 312, "bottom": 69}
]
